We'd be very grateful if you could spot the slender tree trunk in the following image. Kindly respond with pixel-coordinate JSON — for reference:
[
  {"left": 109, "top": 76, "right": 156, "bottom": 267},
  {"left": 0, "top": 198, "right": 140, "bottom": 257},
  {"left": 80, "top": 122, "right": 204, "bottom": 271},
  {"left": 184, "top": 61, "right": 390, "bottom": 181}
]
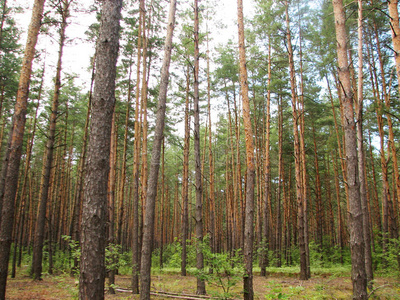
[
  {"left": 11, "top": 72, "right": 42, "bottom": 278},
  {"left": 0, "top": 0, "right": 7, "bottom": 47},
  {"left": 193, "top": 0, "right": 206, "bottom": 293},
  {"left": 0, "top": 0, "right": 45, "bottom": 297},
  {"left": 298, "top": 29, "right": 310, "bottom": 279},
  {"left": 117, "top": 58, "right": 132, "bottom": 247},
  {"left": 107, "top": 112, "right": 117, "bottom": 294},
  {"left": 32, "top": 0, "right": 70, "bottom": 280},
  {"left": 206, "top": 27, "right": 216, "bottom": 258},
  {"left": 79, "top": 0, "right": 122, "bottom": 298},
  {"left": 356, "top": 0, "right": 373, "bottom": 288},
  {"left": 181, "top": 66, "right": 191, "bottom": 276},
  {"left": 312, "top": 126, "right": 323, "bottom": 252},
  {"left": 132, "top": 0, "right": 144, "bottom": 291},
  {"left": 285, "top": 0, "right": 308, "bottom": 280},
  {"left": 139, "top": 0, "right": 176, "bottom": 297},
  {"left": 332, "top": 1, "right": 367, "bottom": 298},
  {"left": 260, "top": 35, "right": 272, "bottom": 277},
  {"left": 70, "top": 53, "right": 95, "bottom": 275},
  {"left": 237, "top": 0, "right": 256, "bottom": 298}
]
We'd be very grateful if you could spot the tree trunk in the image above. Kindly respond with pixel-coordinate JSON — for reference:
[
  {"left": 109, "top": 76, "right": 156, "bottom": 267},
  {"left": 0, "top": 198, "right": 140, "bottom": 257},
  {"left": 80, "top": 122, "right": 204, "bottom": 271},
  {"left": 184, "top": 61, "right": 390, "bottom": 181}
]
[
  {"left": 107, "top": 112, "right": 117, "bottom": 294},
  {"left": 206, "top": 28, "right": 216, "bottom": 258},
  {"left": 193, "top": 0, "right": 206, "bottom": 294},
  {"left": 32, "top": 0, "right": 70, "bottom": 280},
  {"left": 237, "top": 0, "right": 256, "bottom": 298},
  {"left": 181, "top": 66, "right": 191, "bottom": 276},
  {"left": 139, "top": 0, "right": 176, "bottom": 297},
  {"left": 0, "top": 0, "right": 45, "bottom": 297},
  {"left": 285, "top": 0, "right": 308, "bottom": 280},
  {"left": 79, "top": 0, "right": 122, "bottom": 298},
  {"left": 117, "top": 59, "right": 132, "bottom": 247},
  {"left": 332, "top": 0, "right": 367, "bottom": 298},
  {"left": 356, "top": 0, "right": 373, "bottom": 288},
  {"left": 260, "top": 35, "right": 271, "bottom": 277},
  {"left": 132, "top": 0, "right": 144, "bottom": 291}
]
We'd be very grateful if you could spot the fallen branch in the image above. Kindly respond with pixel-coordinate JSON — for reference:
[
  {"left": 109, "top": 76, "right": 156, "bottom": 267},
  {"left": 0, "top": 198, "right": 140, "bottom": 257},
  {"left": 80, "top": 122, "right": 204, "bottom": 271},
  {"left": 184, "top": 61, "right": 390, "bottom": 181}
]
[
  {"left": 368, "top": 284, "right": 391, "bottom": 299},
  {"left": 114, "top": 287, "right": 240, "bottom": 300}
]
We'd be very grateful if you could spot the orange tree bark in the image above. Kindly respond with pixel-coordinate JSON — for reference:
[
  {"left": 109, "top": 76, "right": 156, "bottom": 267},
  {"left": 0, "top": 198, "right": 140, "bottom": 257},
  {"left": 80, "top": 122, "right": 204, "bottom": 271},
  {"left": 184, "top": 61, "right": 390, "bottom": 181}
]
[
  {"left": 79, "top": 0, "right": 122, "bottom": 298},
  {"left": 0, "top": 0, "right": 45, "bottom": 297},
  {"left": 332, "top": 0, "right": 367, "bottom": 298},
  {"left": 388, "top": 0, "right": 400, "bottom": 91},
  {"left": 285, "top": 0, "right": 308, "bottom": 280},
  {"left": 237, "top": 0, "right": 256, "bottom": 298},
  {"left": 139, "top": 0, "right": 176, "bottom": 298}
]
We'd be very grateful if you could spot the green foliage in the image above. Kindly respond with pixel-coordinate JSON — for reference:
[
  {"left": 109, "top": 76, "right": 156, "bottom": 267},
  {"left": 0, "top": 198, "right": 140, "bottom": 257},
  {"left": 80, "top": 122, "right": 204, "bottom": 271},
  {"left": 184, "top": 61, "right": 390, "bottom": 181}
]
[
  {"left": 152, "top": 239, "right": 197, "bottom": 270},
  {"left": 62, "top": 236, "right": 81, "bottom": 264},
  {"left": 195, "top": 239, "right": 243, "bottom": 300},
  {"left": 105, "top": 244, "right": 128, "bottom": 273},
  {"left": 374, "top": 237, "right": 400, "bottom": 277}
]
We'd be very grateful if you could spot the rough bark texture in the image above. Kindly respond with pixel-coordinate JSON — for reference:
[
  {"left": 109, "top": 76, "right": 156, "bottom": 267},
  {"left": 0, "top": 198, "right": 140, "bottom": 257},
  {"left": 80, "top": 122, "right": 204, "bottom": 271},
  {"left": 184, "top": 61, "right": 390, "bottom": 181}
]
[
  {"left": 332, "top": 0, "right": 367, "bottom": 298},
  {"left": 237, "top": 0, "right": 256, "bottom": 299},
  {"left": 193, "top": 0, "right": 206, "bottom": 295},
  {"left": 0, "top": 0, "right": 45, "bottom": 297},
  {"left": 356, "top": 0, "right": 373, "bottom": 288},
  {"left": 79, "top": 0, "right": 122, "bottom": 298},
  {"left": 139, "top": 0, "right": 176, "bottom": 298}
]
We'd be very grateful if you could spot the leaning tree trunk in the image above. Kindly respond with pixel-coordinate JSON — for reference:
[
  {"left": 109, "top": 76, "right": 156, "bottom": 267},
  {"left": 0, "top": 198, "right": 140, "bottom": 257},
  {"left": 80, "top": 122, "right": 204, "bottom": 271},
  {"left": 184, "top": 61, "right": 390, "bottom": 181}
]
[
  {"left": 79, "top": 0, "right": 122, "bottom": 298},
  {"left": 237, "top": 0, "right": 256, "bottom": 299},
  {"left": 0, "top": 0, "right": 45, "bottom": 297},
  {"left": 332, "top": 0, "right": 367, "bottom": 298},
  {"left": 32, "top": 0, "right": 70, "bottom": 280},
  {"left": 139, "top": 0, "right": 177, "bottom": 298}
]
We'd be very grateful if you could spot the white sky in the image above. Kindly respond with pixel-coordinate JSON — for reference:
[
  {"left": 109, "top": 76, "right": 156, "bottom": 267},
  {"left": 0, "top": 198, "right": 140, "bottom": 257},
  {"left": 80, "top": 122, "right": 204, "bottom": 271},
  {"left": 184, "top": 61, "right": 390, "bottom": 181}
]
[{"left": 12, "top": 0, "right": 254, "bottom": 92}]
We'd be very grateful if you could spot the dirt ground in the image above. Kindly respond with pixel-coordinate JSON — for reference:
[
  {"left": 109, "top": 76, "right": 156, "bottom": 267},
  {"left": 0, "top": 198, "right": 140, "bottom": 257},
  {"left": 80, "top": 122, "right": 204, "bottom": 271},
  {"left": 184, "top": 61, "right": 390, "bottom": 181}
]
[{"left": 5, "top": 272, "right": 400, "bottom": 299}]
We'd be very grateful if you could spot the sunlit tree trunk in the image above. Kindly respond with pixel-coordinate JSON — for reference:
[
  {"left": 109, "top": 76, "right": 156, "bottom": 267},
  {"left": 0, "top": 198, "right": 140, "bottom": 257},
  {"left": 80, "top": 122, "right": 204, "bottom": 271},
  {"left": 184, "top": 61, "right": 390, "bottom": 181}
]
[
  {"left": 356, "top": 0, "right": 373, "bottom": 288},
  {"left": 0, "top": 0, "right": 45, "bottom": 297},
  {"left": 332, "top": 0, "right": 367, "bottom": 298},
  {"left": 237, "top": 0, "right": 256, "bottom": 298}
]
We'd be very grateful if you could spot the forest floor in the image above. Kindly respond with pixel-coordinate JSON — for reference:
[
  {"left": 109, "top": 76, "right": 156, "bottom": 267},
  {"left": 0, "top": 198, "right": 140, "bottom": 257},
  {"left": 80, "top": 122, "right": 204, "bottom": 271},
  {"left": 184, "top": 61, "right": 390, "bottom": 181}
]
[{"left": 5, "top": 268, "right": 400, "bottom": 299}]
